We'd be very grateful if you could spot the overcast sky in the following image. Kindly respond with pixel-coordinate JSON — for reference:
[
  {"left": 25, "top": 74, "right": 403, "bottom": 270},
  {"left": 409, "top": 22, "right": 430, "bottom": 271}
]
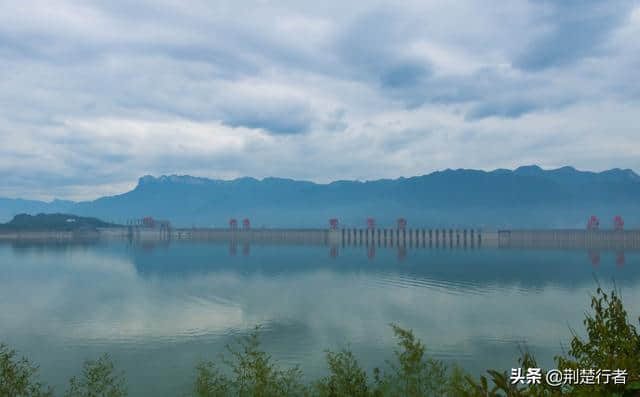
[{"left": 1, "top": 0, "right": 639, "bottom": 200}]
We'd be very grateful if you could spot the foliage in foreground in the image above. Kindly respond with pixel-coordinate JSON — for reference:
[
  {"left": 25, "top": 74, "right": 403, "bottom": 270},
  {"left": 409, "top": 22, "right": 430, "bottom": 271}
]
[
  {"left": 194, "top": 324, "right": 471, "bottom": 397},
  {"left": 460, "top": 286, "right": 640, "bottom": 397},
  {"left": 0, "top": 344, "right": 53, "bottom": 397},
  {"left": 194, "top": 327, "right": 306, "bottom": 397},
  {"left": 558, "top": 286, "right": 640, "bottom": 396},
  {"left": 65, "top": 353, "right": 127, "bottom": 397},
  {"left": 373, "top": 324, "right": 450, "bottom": 396},
  {"left": 2, "top": 286, "right": 639, "bottom": 396},
  {"left": 0, "top": 346, "right": 125, "bottom": 397}
]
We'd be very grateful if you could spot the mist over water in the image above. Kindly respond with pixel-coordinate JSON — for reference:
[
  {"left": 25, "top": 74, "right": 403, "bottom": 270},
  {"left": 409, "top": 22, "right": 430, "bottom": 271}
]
[{"left": 0, "top": 241, "right": 638, "bottom": 397}]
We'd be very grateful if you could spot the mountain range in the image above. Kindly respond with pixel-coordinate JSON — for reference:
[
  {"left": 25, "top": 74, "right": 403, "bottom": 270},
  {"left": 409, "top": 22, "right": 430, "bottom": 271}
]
[{"left": 1, "top": 165, "right": 639, "bottom": 228}]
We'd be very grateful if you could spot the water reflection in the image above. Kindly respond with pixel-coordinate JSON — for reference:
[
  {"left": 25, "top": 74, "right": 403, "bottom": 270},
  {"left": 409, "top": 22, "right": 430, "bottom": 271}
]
[
  {"left": 0, "top": 241, "right": 638, "bottom": 397},
  {"left": 588, "top": 250, "right": 626, "bottom": 268}
]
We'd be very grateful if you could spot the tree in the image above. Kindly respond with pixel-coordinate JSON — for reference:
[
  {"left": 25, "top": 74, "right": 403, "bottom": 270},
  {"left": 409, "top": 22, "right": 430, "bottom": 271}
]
[
  {"left": 194, "top": 326, "right": 307, "bottom": 397},
  {"left": 64, "top": 353, "right": 127, "bottom": 397},
  {"left": 373, "top": 324, "right": 448, "bottom": 397},
  {"left": 0, "top": 344, "right": 53, "bottom": 397},
  {"left": 314, "top": 349, "right": 370, "bottom": 397},
  {"left": 556, "top": 286, "right": 640, "bottom": 396},
  {"left": 461, "top": 285, "right": 640, "bottom": 397}
]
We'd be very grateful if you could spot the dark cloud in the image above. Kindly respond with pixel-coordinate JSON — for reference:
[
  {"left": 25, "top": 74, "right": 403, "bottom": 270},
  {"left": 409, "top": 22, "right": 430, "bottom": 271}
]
[
  {"left": 380, "top": 63, "right": 430, "bottom": 89},
  {"left": 335, "top": 9, "right": 399, "bottom": 78},
  {"left": 465, "top": 100, "right": 538, "bottom": 120},
  {"left": 324, "top": 109, "right": 348, "bottom": 132},
  {"left": 220, "top": 101, "right": 313, "bottom": 135},
  {"left": 333, "top": 9, "right": 435, "bottom": 107},
  {"left": 378, "top": 62, "right": 432, "bottom": 108},
  {"left": 514, "top": 0, "right": 634, "bottom": 70},
  {"left": 463, "top": 84, "right": 576, "bottom": 120}
]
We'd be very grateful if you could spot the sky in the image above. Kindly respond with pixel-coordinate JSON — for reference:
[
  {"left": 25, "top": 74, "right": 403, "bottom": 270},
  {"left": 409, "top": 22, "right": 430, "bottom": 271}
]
[{"left": 1, "top": 0, "right": 639, "bottom": 201}]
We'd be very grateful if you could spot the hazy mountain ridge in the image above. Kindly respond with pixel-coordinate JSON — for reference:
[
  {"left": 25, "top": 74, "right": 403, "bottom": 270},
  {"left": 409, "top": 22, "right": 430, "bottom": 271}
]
[
  {"left": 0, "top": 198, "right": 75, "bottom": 224},
  {"left": 2, "top": 166, "right": 639, "bottom": 228}
]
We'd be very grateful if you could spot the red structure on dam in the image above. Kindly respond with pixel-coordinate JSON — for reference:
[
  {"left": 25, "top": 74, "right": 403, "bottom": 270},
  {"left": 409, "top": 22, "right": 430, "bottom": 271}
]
[{"left": 587, "top": 215, "right": 600, "bottom": 230}]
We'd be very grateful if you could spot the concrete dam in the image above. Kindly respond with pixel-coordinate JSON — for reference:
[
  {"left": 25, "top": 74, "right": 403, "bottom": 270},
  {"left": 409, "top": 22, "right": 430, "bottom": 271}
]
[
  {"left": 2, "top": 225, "right": 638, "bottom": 265},
  {"left": 115, "top": 226, "right": 640, "bottom": 251}
]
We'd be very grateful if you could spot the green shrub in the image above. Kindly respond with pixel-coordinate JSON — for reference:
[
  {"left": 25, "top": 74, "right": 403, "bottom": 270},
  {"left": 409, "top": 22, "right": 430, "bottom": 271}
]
[
  {"left": 64, "top": 353, "right": 127, "bottom": 397},
  {"left": 314, "top": 349, "right": 371, "bottom": 397},
  {"left": 194, "top": 327, "right": 307, "bottom": 397},
  {"left": 0, "top": 344, "right": 53, "bottom": 397},
  {"left": 462, "top": 285, "right": 640, "bottom": 397},
  {"left": 556, "top": 286, "right": 640, "bottom": 396},
  {"left": 373, "top": 324, "right": 449, "bottom": 397}
]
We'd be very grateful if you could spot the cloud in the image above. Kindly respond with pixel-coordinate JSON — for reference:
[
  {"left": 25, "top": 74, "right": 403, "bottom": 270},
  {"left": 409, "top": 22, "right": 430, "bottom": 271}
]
[
  {"left": 221, "top": 106, "right": 312, "bottom": 135},
  {"left": 216, "top": 86, "right": 315, "bottom": 134},
  {"left": 380, "top": 63, "right": 431, "bottom": 89},
  {"left": 513, "top": 0, "right": 636, "bottom": 70},
  {"left": 0, "top": 0, "right": 639, "bottom": 199}
]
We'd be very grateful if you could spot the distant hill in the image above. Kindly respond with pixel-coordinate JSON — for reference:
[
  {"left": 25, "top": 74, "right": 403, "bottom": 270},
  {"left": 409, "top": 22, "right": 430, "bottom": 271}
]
[
  {"left": 0, "top": 198, "right": 74, "bottom": 224},
  {"left": 0, "top": 213, "right": 120, "bottom": 231},
  {"left": 1, "top": 166, "right": 639, "bottom": 228}
]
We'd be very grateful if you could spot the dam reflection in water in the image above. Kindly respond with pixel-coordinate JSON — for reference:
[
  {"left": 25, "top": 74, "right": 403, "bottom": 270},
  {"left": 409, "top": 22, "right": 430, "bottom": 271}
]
[
  {"left": 201, "top": 239, "right": 628, "bottom": 267},
  {"left": 0, "top": 240, "right": 638, "bottom": 397}
]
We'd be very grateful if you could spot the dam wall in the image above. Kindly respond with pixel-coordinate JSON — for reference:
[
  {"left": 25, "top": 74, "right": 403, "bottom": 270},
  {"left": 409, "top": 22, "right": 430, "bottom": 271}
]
[
  {"left": 172, "top": 228, "right": 328, "bottom": 244},
  {"left": 329, "top": 228, "right": 640, "bottom": 250},
  {"left": 2, "top": 227, "right": 639, "bottom": 250},
  {"left": 495, "top": 229, "right": 640, "bottom": 250}
]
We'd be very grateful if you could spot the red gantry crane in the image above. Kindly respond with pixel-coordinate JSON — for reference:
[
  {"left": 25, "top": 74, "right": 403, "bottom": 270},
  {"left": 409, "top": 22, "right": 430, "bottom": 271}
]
[
  {"left": 366, "top": 217, "right": 376, "bottom": 230},
  {"left": 613, "top": 216, "right": 624, "bottom": 231}
]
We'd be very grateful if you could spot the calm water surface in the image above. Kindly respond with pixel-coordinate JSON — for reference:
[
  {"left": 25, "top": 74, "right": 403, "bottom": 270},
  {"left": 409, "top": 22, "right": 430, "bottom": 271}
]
[{"left": 0, "top": 241, "right": 638, "bottom": 396}]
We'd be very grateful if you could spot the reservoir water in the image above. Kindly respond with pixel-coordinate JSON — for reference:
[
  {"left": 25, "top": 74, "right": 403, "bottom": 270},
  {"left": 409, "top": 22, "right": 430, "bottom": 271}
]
[{"left": 0, "top": 240, "right": 638, "bottom": 396}]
